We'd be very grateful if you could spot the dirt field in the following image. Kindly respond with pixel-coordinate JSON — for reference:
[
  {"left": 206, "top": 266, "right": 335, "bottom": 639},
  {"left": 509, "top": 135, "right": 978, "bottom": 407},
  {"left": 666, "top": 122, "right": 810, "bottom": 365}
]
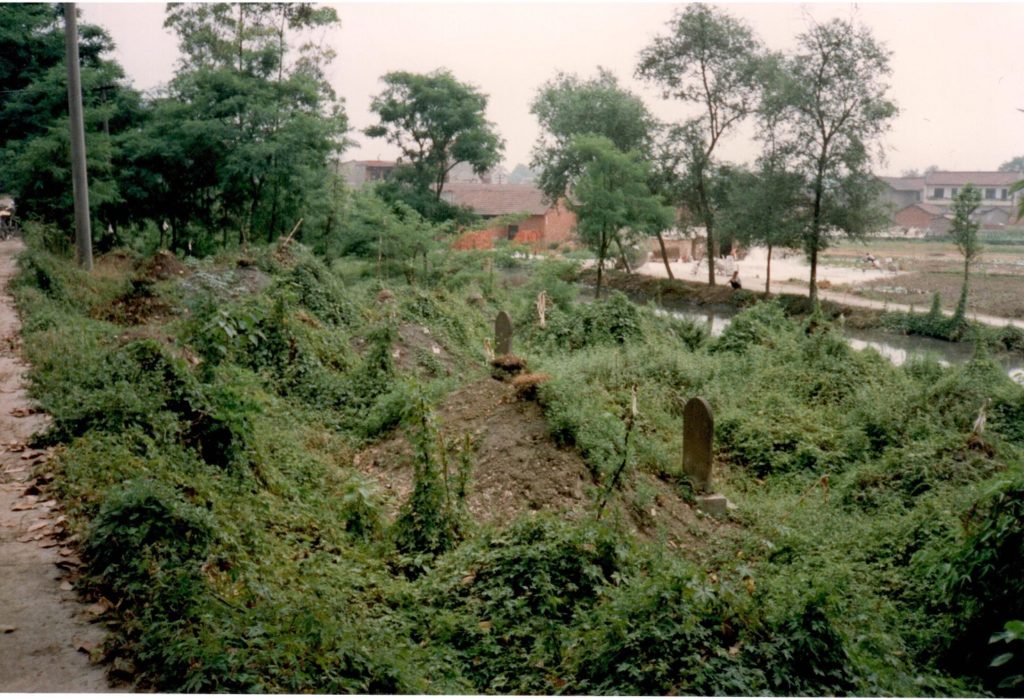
[{"left": 824, "top": 237, "right": 1024, "bottom": 319}]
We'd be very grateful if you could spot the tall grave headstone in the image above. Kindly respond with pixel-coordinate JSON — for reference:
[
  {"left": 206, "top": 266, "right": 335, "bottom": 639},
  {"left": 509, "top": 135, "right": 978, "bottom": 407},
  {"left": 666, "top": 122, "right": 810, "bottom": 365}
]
[
  {"left": 495, "top": 311, "right": 513, "bottom": 356},
  {"left": 682, "top": 397, "right": 713, "bottom": 493}
]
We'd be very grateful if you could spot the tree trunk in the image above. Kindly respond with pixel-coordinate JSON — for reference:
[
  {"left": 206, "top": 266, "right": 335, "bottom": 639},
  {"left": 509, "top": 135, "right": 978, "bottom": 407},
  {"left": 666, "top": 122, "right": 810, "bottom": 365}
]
[
  {"left": 655, "top": 230, "right": 674, "bottom": 280},
  {"left": 697, "top": 177, "right": 716, "bottom": 286},
  {"left": 809, "top": 242, "right": 819, "bottom": 306},
  {"left": 614, "top": 235, "right": 632, "bottom": 274},
  {"left": 595, "top": 226, "right": 607, "bottom": 299},
  {"left": 765, "top": 243, "right": 772, "bottom": 295}
]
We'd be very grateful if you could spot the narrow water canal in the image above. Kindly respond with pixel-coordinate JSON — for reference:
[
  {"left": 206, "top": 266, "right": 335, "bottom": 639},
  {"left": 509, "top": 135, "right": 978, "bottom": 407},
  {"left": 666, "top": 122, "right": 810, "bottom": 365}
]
[{"left": 581, "top": 286, "right": 1024, "bottom": 384}]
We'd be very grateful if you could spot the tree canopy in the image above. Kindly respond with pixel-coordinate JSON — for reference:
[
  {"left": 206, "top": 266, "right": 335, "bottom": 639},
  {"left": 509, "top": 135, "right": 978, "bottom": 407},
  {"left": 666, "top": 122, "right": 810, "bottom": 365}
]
[
  {"left": 365, "top": 69, "right": 504, "bottom": 219},
  {"left": 530, "top": 68, "right": 657, "bottom": 204},
  {"left": 566, "top": 135, "right": 672, "bottom": 299},
  {"left": 775, "top": 18, "right": 897, "bottom": 303},
  {"left": 0, "top": 4, "right": 140, "bottom": 240},
  {"left": 636, "top": 4, "right": 765, "bottom": 285}
]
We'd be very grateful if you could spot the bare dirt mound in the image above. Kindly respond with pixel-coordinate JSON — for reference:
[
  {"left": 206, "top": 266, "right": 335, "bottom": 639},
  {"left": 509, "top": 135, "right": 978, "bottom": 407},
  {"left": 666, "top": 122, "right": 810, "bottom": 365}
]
[
  {"left": 0, "top": 239, "right": 116, "bottom": 692},
  {"left": 136, "top": 249, "right": 189, "bottom": 281},
  {"left": 357, "top": 377, "right": 590, "bottom": 526},
  {"left": 356, "top": 375, "right": 732, "bottom": 549}
]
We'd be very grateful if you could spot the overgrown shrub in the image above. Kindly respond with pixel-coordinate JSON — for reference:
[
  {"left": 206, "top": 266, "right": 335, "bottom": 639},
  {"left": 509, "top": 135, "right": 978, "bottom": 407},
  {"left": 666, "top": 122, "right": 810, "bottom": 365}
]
[
  {"left": 84, "top": 478, "right": 214, "bottom": 603},
  {"left": 932, "top": 470, "right": 1024, "bottom": 693},
  {"left": 418, "top": 515, "right": 627, "bottom": 693}
]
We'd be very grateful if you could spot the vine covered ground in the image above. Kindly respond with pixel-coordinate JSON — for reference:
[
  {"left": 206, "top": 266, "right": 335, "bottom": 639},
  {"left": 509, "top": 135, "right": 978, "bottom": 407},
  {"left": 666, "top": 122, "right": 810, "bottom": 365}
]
[{"left": 11, "top": 234, "right": 1024, "bottom": 695}]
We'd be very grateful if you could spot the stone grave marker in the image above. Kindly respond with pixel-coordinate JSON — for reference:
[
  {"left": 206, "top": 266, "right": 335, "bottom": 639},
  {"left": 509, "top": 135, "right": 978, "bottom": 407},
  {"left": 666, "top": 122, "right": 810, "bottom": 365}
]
[
  {"left": 683, "top": 397, "right": 713, "bottom": 493},
  {"left": 495, "top": 311, "right": 513, "bottom": 355}
]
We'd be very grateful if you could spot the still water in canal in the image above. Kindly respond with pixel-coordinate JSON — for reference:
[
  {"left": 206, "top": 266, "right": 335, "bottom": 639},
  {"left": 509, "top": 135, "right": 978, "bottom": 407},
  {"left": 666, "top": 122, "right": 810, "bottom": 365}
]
[{"left": 581, "top": 287, "right": 1024, "bottom": 385}]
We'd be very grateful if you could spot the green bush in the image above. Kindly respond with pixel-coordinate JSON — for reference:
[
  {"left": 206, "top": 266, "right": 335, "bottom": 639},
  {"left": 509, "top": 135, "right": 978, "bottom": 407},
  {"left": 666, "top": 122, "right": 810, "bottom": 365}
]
[
  {"left": 932, "top": 470, "right": 1024, "bottom": 693},
  {"left": 84, "top": 478, "right": 214, "bottom": 603},
  {"left": 418, "top": 515, "right": 627, "bottom": 693}
]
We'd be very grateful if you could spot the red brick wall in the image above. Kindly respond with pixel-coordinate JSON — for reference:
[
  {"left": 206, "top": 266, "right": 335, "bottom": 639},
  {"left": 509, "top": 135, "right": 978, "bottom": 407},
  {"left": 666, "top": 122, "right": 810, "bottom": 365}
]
[
  {"left": 453, "top": 230, "right": 496, "bottom": 250},
  {"left": 542, "top": 202, "right": 576, "bottom": 245},
  {"left": 894, "top": 206, "right": 938, "bottom": 229},
  {"left": 452, "top": 202, "right": 578, "bottom": 252}
]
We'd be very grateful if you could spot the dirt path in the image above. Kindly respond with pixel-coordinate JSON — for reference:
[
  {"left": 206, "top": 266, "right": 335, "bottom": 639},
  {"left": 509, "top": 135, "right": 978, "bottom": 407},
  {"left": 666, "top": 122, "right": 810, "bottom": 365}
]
[{"left": 0, "top": 239, "right": 113, "bottom": 692}]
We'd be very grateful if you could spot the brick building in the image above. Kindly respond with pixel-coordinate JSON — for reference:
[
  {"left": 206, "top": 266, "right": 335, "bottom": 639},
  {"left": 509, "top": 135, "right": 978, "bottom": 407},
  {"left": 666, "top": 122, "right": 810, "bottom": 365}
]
[
  {"left": 882, "top": 171, "right": 1022, "bottom": 235},
  {"left": 443, "top": 183, "right": 576, "bottom": 250}
]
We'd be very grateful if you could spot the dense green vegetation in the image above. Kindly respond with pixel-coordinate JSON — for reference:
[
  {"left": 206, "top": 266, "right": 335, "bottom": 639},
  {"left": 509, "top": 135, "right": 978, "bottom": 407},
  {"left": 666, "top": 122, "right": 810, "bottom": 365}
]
[
  {"left": 12, "top": 221, "right": 1024, "bottom": 694},
  {"left": 4, "top": 3, "right": 1022, "bottom": 694}
]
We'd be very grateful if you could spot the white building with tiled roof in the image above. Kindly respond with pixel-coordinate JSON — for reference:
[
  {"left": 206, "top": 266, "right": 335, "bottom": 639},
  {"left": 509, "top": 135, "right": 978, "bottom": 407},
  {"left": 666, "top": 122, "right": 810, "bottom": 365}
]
[
  {"left": 881, "top": 170, "right": 1022, "bottom": 234},
  {"left": 922, "top": 171, "right": 1020, "bottom": 207}
]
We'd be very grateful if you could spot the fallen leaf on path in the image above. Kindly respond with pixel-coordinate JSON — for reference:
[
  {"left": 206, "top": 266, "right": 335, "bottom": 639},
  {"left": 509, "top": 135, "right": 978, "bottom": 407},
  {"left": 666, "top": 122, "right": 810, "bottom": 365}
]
[
  {"left": 60, "top": 581, "right": 74, "bottom": 591},
  {"left": 58, "top": 548, "right": 75, "bottom": 557},
  {"left": 27, "top": 520, "right": 49, "bottom": 532},
  {"left": 11, "top": 501, "right": 36, "bottom": 511},
  {"left": 10, "top": 407, "right": 34, "bottom": 417},
  {"left": 1, "top": 625, "right": 16, "bottom": 633},
  {"left": 74, "top": 637, "right": 99, "bottom": 655},
  {"left": 16, "top": 534, "right": 35, "bottom": 543},
  {"left": 56, "top": 556, "right": 82, "bottom": 569},
  {"left": 38, "top": 539, "right": 59, "bottom": 548},
  {"left": 38, "top": 499, "right": 57, "bottom": 508},
  {"left": 86, "top": 598, "right": 113, "bottom": 616}
]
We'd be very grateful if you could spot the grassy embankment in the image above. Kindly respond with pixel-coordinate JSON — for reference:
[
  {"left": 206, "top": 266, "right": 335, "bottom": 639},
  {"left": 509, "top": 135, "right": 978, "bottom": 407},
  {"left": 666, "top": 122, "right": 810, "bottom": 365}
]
[{"left": 10, "top": 232, "right": 1024, "bottom": 694}]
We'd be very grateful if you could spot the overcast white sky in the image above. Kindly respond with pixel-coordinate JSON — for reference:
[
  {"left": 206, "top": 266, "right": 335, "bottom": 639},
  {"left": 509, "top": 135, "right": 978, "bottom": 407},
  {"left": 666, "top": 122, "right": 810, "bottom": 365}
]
[{"left": 79, "top": 1, "right": 1024, "bottom": 175}]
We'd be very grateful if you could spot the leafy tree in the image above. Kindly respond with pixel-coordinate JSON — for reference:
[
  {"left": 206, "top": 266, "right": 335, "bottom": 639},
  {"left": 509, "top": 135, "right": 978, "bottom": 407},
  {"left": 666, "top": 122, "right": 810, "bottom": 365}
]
[
  {"left": 637, "top": 4, "right": 764, "bottom": 286},
  {"left": 530, "top": 67, "right": 656, "bottom": 202},
  {"left": 156, "top": 3, "right": 348, "bottom": 249},
  {"left": 718, "top": 61, "right": 805, "bottom": 293},
  {"left": 312, "top": 188, "right": 449, "bottom": 283},
  {"left": 949, "top": 183, "right": 982, "bottom": 323},
  {"left": 719, "top": 166, "right": 804, "bottom": 294},
  {"left": 777, "top": 18, "right": 897, "bottom": 304},
  {"left": 365, "top": 69, "right": 504, "bottom": 219},
  {"left": 998, "top": 156, "right": 1024, "bottom": 173},
  {"left": 0, "top": 4, "right": 141, "bottom": 241},
  {"left": 567, "top": 136, "right": 673, "bottom": 299}
]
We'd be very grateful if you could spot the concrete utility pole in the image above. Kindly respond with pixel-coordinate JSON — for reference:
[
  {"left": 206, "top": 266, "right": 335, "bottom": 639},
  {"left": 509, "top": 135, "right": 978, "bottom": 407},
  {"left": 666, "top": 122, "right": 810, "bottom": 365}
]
[{"left": 63, "top": 2, "right": 92, "bottom": 271}]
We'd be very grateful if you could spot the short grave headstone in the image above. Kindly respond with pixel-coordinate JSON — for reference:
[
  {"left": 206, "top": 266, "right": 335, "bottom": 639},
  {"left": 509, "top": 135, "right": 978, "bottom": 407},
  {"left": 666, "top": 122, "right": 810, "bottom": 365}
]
[
  {"left": 495, "top": 310, "right": 513, "bottom": 355},
  {"left": 683, "top": 396, "right": 713, "bottom": 493}
]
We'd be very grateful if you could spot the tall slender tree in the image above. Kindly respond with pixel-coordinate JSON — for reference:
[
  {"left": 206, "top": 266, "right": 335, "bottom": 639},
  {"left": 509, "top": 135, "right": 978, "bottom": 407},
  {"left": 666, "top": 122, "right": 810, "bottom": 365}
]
[
  {"left": 530, "top": 68, "right": 673, "bottom": 275},
  {"left": 777, "top": 18, "right": 897, "bottom": 304},
  {"left": 949, "top": 183, "right": 982, "bottom": 324},
  {"left": 637, "top": 4, "right": 764, "bottom": 286},
  {"left": 161, "top": 3, "right": 347, "bottom": 248}
]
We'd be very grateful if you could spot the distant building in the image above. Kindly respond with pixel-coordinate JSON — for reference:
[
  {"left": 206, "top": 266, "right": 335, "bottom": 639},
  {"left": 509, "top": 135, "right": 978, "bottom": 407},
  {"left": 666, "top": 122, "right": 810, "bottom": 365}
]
[
  {"left": 337, "top": 160, "right": 398, "bottom": 188},
  {"left": 446, "top": 161, "right": 493, "bottom": 184},
  {"left": 879, "top": 176, "right": 925, "bottom": 211},
  {"left": 881, "top": 170, "right": 1022, "bottom": 235},
  {"left": 338, "top": 159, "right": 497, "bottom": 188},
  {"left": 443, "top": 183, "right": 576, "bottom": 250}
]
